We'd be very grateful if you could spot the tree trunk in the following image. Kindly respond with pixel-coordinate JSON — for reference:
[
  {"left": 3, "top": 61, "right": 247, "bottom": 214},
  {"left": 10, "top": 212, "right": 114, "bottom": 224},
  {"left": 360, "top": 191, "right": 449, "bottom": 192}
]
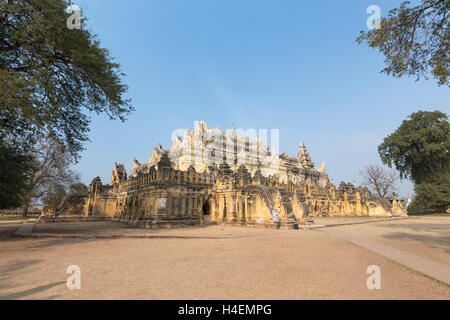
[
  {"left": 22, "top": 195, "right": 31, "bottom": 217},
  {"left": 436, "top": 205, "right": 445, "bottom": 213}
]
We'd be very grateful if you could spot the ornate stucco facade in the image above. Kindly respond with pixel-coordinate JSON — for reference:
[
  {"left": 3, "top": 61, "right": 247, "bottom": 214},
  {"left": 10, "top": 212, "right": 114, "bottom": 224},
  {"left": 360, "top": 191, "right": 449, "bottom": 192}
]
[{"left": 47, "top": 121, "right": 407, "bottom": 228}]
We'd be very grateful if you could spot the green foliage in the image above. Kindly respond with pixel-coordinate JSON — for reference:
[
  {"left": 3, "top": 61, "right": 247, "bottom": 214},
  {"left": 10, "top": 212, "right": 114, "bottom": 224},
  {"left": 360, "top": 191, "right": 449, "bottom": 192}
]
[
  {"left": 0, "top": 0, "right": 133, "bottom": 160},
  {"left": 357, "top": 0, "right": 449, "bottom": 86},
  {"left": 0, "top": 141, "right": 34, "bottom": 209},
  {"left": 378, "top": 110, "right": 450, "bottom": 184},
  {"left": 410, "top": 170, "right": 450, "bottom": 212},
  {"left": 69, "top": 182, "right": 88, "bottom": 195}
]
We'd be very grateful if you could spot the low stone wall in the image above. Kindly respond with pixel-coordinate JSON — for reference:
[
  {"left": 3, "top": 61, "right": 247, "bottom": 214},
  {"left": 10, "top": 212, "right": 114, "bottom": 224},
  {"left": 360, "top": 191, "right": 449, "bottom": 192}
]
[{"left": 0, "top": 208, "right": 41, "bottom": 216}]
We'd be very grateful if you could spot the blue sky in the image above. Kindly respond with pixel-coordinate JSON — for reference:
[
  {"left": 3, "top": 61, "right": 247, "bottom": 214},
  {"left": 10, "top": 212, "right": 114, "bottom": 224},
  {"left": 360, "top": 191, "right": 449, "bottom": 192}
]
[{"left": 72, "top": 0, "right": 449, "bottom": 197}]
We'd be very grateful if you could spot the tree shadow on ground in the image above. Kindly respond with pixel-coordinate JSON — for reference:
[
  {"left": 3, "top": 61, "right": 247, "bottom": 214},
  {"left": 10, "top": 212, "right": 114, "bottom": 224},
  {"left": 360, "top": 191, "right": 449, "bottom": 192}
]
[
  {"left": 26, "top": 237, "right": 102, "bottom": 250},
  {"left": 33, "top": 222, "right": 125, "bottom": 234},
  {"left": 0, "top": 259, "right": 42, "bottom": 292},
  {"left": 382, "top": 232, "right": 450, "bottom": 246},
  {"left": 0, "top": 281, "right": 65, "bottom": 299},
  {"left": 376, "top": 223, "right": 450, "bottom": 232},
  {"left": 0, "top": 232, "right": 104, "bottom": 250},
  {"left": 0, "top": 226, "right": 21, "bottom": 237},
  {"left": 34, "top": 221, "right": 220, "bottom": 235},
  {"left": 0, "top": 259, "right": 41, "bottom": 274},
  {"left": 373, "top": 222, "right": 450, "bottom": 250}
]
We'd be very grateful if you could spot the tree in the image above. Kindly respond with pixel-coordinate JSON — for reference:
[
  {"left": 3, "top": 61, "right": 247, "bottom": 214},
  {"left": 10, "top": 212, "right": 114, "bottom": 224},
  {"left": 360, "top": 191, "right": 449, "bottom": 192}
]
[
  {"left": 68, "top": 182, "right": 88, "bottom": 195},
  {"left": 42, "top": 183, "right": 68, "bottom": 212},
  {"left": 378, "top": 110, "right": 450, "bottom": 184},
  {"left": 357, "top": 0, "right": 449, "bottom": 86},
  {"left": 410, "top": 170, "right": 450, "bottom": 212},
  {"left": 0, "top": 141, "right": 34, "bottom": 209},
  {"left": 359, "top": 164, "right": 399, "bottom": 197},
  {"left": 0, "top": 0, "right": 133, "bottom": 160},
  {"left": 22, "top": 137, "right": 77, "bottom": 215},
  {"left": 1, "top": 0, "right": 132, "bottom": 210}
]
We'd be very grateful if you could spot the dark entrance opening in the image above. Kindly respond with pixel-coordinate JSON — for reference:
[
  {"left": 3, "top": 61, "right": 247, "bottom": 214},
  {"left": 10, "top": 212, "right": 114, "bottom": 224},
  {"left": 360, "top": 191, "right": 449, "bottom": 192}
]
[{"left": 202, "top": 201, "right": 211, "bottom": 216}]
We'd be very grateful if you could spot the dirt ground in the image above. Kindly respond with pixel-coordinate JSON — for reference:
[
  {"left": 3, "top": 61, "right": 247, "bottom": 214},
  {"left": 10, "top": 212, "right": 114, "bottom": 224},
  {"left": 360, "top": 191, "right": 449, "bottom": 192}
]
[
  {"left": 0, "top": 216, "right": 448, "bottom": 300},
  {"left": 325, "top": 216, "right": 450, "bottom": 266}
]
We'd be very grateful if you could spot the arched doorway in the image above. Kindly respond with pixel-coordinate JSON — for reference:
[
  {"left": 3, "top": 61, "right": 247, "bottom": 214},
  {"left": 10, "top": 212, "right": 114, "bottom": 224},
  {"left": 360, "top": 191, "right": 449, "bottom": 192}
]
[
  {"left": 201, "top": 198, "right": 214, "bottom": 223},
  {"left": 202, "top": 201, "right": 211, "bottom": 216}
]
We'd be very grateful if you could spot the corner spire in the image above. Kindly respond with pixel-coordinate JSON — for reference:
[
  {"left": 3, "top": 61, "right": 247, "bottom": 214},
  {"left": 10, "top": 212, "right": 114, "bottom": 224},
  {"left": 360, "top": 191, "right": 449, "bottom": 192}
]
[{"left": 297, "top": 142, "right": 314, "bottom": 169}]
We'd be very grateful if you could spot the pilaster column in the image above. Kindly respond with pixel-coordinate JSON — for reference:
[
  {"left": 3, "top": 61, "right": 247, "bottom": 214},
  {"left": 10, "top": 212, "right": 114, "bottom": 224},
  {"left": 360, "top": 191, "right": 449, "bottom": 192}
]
[
  {"left": 241, "top": 194, "right": 246, "bottom": 222},
  {"left": 223, "top": 194, "right": 227, "bottom": 220},
  {"left": 181, "top": 193, "right": 186, "bottom": 217}
]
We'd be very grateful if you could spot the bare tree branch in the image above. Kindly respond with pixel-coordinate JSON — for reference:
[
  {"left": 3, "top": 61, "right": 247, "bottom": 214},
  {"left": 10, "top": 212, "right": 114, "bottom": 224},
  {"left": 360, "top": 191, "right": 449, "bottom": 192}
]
[
  {"left": 359, "top": 164, "right": 399, "bottom": 197},
  {"left": 22, "top": 137, "right": 78, "bottom": 215}
]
